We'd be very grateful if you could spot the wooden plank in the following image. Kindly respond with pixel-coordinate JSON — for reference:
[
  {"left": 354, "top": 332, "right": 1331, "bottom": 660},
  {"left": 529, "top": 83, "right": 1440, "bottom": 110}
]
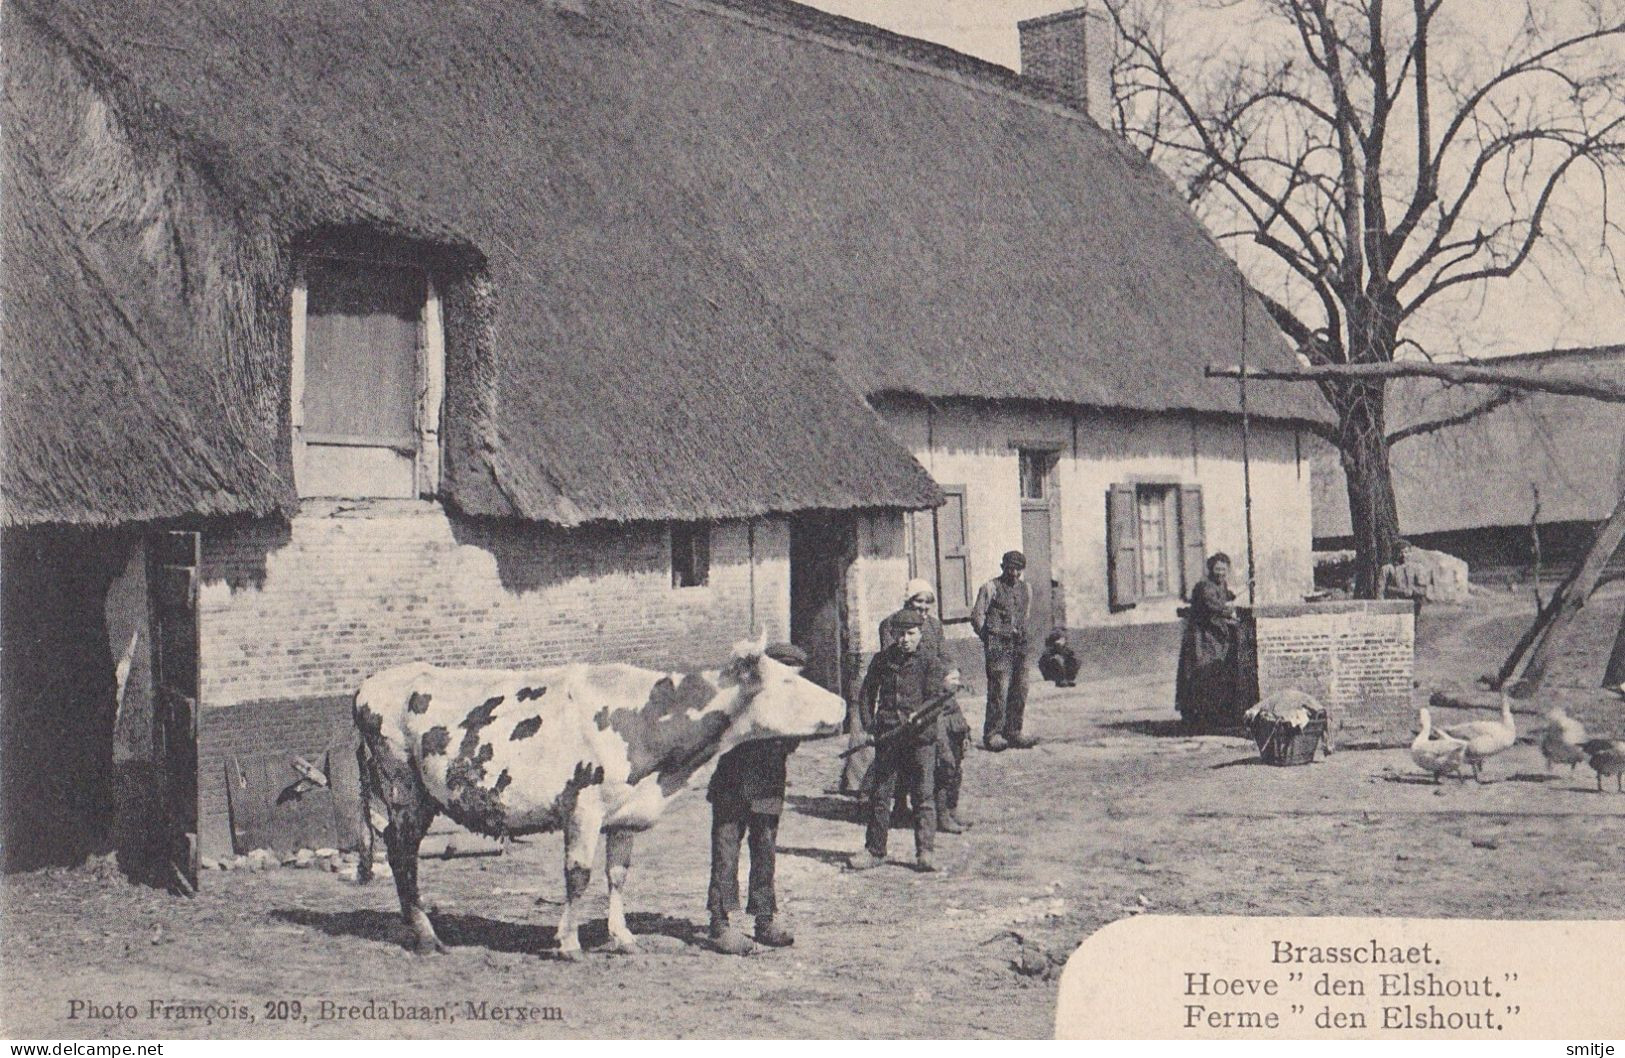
[
  {"left": 324, "top": 747, "right": 365, "bottom": 851},
  {"left": 266, "top": 754, "right": 338, "bottom": 853},
  {"left": 227, "top": 751, "right": 340, "bottom": 854},
  {"left": 225, "top": 755, "right": 270, "bottom": 855}
]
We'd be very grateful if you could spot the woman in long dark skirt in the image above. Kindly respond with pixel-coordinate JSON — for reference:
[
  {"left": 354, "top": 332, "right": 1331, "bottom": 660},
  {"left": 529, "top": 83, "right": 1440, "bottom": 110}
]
[{"left": 1176, "top": 552, "right": 1240, "bottom": 728}]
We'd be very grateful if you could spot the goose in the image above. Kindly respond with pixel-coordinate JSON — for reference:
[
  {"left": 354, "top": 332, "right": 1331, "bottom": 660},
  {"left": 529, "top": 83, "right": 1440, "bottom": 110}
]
[
  {"left": 1437, "top": 692, "right": 1518, "bottom": 783},
  {"left": 1538, "top": 706, "right": 1588, "bottom": 775},
  {"left": 1410, "top": 708, "right": 1468, "bottom": 783},
  {"left": 1581, "top": 739, "right": 1625, "bottom": 793}
]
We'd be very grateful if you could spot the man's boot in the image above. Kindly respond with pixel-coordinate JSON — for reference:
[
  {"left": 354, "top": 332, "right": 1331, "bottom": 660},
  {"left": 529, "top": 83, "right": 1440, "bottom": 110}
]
[
  {"left": 754, "top": 916, "right": 795, "bottom": 947},
  {"left": 847, "top": 849, "right": 885, "bottom": 871},
  {"left": 935, "top": 787, "right": 964, "bottom": 833},
  {"left": 708, "top": 913, "right": 754, "bottom": 955}
]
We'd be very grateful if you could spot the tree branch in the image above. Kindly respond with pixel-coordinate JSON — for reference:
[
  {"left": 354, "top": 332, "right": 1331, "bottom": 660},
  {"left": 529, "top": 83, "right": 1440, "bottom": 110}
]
[{"left": 1385, "top": 387, "right": 1525, "bottom": 443}]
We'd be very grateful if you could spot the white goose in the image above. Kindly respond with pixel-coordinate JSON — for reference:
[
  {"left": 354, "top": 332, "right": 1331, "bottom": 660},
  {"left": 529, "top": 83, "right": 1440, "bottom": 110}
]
[
  {"left": 1437, "top": 692, "right": 1518, "bottom": 783},
  {"left": 1410, "top": 707, "right": 1468, "bottom": 784}
]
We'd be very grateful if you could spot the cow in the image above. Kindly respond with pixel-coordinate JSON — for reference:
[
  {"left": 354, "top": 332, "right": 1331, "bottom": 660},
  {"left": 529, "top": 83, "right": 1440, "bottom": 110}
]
[{"left": 352, "top": 638, "right": 845, "bottom": 960}]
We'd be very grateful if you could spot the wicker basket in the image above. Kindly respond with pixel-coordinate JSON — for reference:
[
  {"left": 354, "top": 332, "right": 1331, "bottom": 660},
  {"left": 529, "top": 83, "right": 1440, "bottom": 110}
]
[{"left": 1251, "top": 714, "right": 1328, "bottom": 766}]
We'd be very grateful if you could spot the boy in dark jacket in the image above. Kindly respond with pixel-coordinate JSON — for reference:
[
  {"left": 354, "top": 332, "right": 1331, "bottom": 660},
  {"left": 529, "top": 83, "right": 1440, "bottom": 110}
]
[
  {"left": 848, "top": 610, "right": 950, "bottom": 873},
  {"left": 705, "top": 642, "right": 806, "bottom": 955}
]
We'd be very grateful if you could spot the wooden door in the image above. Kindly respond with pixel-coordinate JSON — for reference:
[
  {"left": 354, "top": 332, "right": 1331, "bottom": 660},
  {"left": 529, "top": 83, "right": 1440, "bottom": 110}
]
[
  {"left": 148, "top": 531, "right": 200, "bottom": 895},
  {"left": 1021, "top": 506, "right": 1055, "bottom": 636},
  {"left": 1019, "top": 450, "right": 1059, "bottom": 636}
]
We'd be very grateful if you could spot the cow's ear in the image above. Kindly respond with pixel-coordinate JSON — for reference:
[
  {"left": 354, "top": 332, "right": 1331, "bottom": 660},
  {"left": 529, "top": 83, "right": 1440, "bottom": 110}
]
[
  {"left": 730, "top": 634, "right": 766, "bottom": 665},
  {"left": 726, "top": 637, "right": 765, "bottom": 689}
]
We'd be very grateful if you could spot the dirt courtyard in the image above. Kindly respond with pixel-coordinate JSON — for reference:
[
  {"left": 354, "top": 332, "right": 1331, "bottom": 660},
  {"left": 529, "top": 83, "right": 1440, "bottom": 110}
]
[{"left": 3, "top": 588, "right": 1623, "bottom": 1039}]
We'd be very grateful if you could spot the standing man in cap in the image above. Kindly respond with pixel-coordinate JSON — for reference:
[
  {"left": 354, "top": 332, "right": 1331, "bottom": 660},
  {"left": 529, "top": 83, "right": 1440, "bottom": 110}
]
[
  {"left": 705, "top": 641, "right": 806, "bottom": 955},
  {"left": 880, "top": 579, "right": 970, "bottom": 832},
  {"left": 971, "top": 550, "right": 1037, "bottom": 751},
  {"left": 848, "top": 608, "right": 950, "bottom": 873}
]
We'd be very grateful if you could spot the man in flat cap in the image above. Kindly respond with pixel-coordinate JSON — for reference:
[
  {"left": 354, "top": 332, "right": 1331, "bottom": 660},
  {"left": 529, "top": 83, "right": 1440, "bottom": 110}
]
[
  {"left": 848, "top": 608, "right": 951, "bottom": 873},
  {"left": 705, "top": 641, "right": 806, "bottom": 954},
  {"left": 971, "top": 550, "right": 1037, "bottom": 751}
]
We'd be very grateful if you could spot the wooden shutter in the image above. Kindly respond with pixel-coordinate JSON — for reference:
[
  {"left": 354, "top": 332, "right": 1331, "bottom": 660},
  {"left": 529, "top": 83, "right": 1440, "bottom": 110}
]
[
  {"left": 1179, "top": 484, "right": 1206, "bottom": 599},
  {"left": 935, "top": 485, "right": 973, "bottom": 621},
  {"left": 909, "top": 509, "right": 937, "bottom": 585},
  {"left": 1107, "top": 484, "right": 1139, "bottom": 610},
  {"left": 303, "top": 258, "right": 421, "bottom": 445}
]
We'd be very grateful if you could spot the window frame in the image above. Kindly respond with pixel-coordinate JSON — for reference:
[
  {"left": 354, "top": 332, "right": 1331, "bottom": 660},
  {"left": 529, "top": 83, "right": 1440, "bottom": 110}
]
[
  {"left": 1017, "top": 448, "right": 1059, "bottom": 502},
  {"left": 1134, "top": 483, "right": 1179, "bottom": 600},
  {"left": 290, "top": 253, "right": 445, "bottom": 500}
]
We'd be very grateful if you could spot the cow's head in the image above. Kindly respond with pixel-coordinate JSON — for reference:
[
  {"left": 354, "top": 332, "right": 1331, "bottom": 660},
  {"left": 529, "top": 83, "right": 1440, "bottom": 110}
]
[{"left": 717, "top": 638, "right": 844, "bottom": 746}]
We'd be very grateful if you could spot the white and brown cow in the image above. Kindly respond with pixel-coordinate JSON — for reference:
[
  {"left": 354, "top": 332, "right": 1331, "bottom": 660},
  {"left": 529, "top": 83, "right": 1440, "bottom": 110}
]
[{"left": 352, "top": 638, "right": 844, "bottom": 959}]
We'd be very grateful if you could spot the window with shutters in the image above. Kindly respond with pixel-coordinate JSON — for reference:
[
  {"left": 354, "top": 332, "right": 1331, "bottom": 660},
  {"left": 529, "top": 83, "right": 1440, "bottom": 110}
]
[
  {"left": 934, "top": 485, "right": 973, "bottom": 621},
  {"left": 1107, "top": 482, "right": 1205, "bottom": 609},
  {"left": 291, "top": 256, "right": 444, "bottom": 499},
  {"left": 671, "top": 523, "right": 711, "bottom": 588}
]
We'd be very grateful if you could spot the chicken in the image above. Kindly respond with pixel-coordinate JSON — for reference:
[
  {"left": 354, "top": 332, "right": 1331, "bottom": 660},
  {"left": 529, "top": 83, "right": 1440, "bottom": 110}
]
[
  {"left": 1437, "top": 692, "right": 1518, "bottom": 783},
  {"left": 1410, "top": 707, "right": 1468, "bottom": 783},
  {"left": 1538, "top": 707, "right": 1589, "bottom": 774},
  {"left": 1581, "top": 739, "right": 1625, "bottom": 793}
]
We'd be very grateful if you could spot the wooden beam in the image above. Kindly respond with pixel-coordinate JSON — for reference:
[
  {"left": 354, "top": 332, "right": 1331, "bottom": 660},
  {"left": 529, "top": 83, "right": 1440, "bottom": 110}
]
[
  {"left": 1205, "top": 362, "right": 1625, "bottom": 403},
  {"left": 1510, "top": 488, "right": 1625, "bottom": 695}
]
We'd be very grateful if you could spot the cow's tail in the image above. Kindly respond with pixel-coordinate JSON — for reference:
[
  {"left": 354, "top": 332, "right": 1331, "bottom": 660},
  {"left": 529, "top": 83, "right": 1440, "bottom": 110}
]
[
  {"left": 355, "top": 736, "right": 377, "bottom": 885},
  {"left": 352, "top": 690, "right": 380, "bottom": 885}
]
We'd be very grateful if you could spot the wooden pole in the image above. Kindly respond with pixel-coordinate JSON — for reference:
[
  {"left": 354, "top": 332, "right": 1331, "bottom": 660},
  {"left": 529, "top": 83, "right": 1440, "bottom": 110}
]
[
  {"left": 1239, "top": 278, "right": 1256, "bottom": 606},
  {"left": 1205, "top": 361, "right": 1625, "bottom": 403},
  {"left": 1510, "top": 488, "right": 1625, "bottom": 694}
]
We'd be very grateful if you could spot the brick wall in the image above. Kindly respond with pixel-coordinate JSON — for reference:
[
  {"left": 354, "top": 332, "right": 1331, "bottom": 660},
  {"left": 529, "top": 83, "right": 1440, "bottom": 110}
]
[
  {"left": 192, "top": 501, "right": 792, "bottom": 857},
  {"left": 198, "top": 501, "right": 790, "bottom": 706},
  {"left": 1243, "top": 600, "right": 1415, "bottom": 748}
]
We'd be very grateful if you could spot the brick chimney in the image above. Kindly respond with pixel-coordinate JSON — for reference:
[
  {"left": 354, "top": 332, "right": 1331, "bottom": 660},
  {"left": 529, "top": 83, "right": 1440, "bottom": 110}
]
[{"left": 1018, "top": 6, "right": 1113, "bottom": 128}]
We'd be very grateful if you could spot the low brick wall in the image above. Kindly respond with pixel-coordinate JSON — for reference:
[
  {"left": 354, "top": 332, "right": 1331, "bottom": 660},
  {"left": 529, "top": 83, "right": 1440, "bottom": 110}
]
[
  {"left": 192, "top": 502, "right": 795, "bottom": 858},
  {"left": 1241, "top": 600, "right": 1415, "bottom": 748}
]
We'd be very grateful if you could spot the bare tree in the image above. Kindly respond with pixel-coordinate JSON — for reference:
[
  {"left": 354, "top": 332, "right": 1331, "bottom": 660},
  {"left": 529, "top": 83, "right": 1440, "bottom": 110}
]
[{"left": 1104, "top": 0, "right": 1625, "bottom": 594}]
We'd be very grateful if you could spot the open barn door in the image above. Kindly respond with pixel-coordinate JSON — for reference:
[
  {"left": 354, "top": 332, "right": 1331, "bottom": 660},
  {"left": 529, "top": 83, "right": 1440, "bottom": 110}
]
[{"left": 148, "top": 531, "right": 200, "bottom": 894}]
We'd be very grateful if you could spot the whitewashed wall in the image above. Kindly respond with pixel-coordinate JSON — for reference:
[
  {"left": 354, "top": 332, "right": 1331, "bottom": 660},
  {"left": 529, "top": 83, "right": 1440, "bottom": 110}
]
[{"left": 878, "top": 401, "right": 1313, "bottom": 631}]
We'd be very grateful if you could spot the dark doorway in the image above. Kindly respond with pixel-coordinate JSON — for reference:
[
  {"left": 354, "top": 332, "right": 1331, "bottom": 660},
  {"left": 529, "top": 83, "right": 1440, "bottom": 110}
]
[
  {"left": 0, "top": 529, "right": 124, "bottom": 872},
  {"left": 789, "top": 513, "right": 856, "bottom": 696}
]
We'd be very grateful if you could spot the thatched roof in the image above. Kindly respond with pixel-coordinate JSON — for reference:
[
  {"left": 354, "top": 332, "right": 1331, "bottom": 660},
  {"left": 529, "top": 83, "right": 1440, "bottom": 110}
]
[
  {"left": 1313, "top": 347, "right": 1625, "bottom": 540},
  {"left": 4, "top": 0, "right": 1316, "bottom": 528}
]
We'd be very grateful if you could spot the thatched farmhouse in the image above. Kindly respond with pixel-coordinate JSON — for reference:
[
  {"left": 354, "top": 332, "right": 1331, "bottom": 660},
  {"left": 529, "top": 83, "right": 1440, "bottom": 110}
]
[
  {"left": 1312, "top": 346, "right": 1625, "bottom": 579},
  {"left": 2, "top": 0, "right": 1318, "bottom": 876},
  {"left": 819, "top": 8, "right": 1323, "bottom": 650}
]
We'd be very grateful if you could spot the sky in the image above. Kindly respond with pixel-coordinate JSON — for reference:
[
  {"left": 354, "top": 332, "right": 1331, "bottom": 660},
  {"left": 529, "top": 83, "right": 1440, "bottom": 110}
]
[{"left": 800, "top": 1, "right": 1625, "bottom": 358}]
